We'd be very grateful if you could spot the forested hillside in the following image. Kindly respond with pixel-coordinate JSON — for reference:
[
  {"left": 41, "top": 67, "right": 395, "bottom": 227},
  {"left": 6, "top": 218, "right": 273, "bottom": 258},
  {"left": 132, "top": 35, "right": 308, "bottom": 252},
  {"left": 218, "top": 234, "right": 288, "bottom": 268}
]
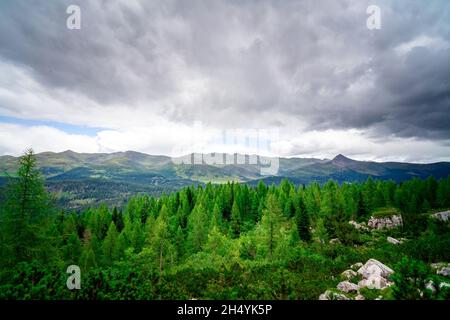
[
  {"left": 2, "top": 151, "right": 450, "bottom": 210},
  {"left": 0, "top": 150, "right": 449, "bottom": 300}
]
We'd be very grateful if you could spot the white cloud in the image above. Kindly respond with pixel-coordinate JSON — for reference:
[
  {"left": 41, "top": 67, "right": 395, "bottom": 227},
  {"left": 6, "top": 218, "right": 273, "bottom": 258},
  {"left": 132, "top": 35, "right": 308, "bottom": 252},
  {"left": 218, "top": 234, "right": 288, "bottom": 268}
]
[
  {"left": 1, "top": 122, "right": 450, "bottom": 164},
  {"left": 0, "top": 123, "right": 99, "bottom": 155},
  {"left": 394, "top": 35, "right": 450, "bottom": 55}
]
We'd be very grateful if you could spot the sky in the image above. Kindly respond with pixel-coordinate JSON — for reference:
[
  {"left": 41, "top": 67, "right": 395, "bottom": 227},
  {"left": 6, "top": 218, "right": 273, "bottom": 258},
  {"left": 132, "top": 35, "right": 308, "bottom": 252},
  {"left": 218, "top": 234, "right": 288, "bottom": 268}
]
[{"left": 0, "top": 0, "right": 449, "bottom": 162}]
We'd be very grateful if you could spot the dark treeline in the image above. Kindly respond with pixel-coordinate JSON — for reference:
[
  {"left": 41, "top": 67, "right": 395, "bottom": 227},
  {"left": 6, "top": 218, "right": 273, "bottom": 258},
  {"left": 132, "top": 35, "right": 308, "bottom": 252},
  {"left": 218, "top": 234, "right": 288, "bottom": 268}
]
[{"left": 0, "top": 150, "right": 449, "bottom": 300}]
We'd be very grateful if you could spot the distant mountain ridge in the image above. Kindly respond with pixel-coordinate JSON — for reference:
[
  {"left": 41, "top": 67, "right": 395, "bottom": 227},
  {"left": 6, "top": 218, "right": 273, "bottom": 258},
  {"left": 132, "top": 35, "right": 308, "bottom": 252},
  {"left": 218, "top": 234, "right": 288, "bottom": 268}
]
[{"left": 1, "top": 150, "right": 450, "bottom": 209}]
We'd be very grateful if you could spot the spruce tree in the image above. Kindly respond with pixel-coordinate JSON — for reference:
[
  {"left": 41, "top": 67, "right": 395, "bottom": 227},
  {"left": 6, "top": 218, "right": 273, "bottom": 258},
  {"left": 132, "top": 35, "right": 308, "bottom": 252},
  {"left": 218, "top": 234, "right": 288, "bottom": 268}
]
[
  {"left": 296, "top": 197, "right": 311, "bottom": 242},
  {"left": 230, "top": 200, "right": 241, "bottom": 238}
]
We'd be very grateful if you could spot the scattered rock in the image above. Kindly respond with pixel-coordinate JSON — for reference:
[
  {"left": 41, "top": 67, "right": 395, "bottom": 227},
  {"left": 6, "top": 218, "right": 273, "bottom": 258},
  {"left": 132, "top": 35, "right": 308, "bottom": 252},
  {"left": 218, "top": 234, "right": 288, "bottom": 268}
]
[
  {"left": 439, "top": 282, "right": 450, "bottom": 290},
  {"left": 355, "top": 294, "right": 365, "bottom": 300},
  {"left": 319, "top": 290, "right": 350, "bottom": 300},
  {"left": 425, "top": 281, "right": 436, "bottom": 293},
  {"left": 329, "top": 238, "right": 341, "bottom": 244},
  {"left": 368, "top": 215, "right": 403, "bottom": 230},
  {"left": 349, "top": 220, "right": 369, "bottom": 231},
  {"left": 432, "top": 210, "right": 450, "bottom": 222},
  {"left": 437, "top": 267, "right": 450, "bottom": 277},
  {"left": 318, "top": 292, "right": 329, "bottom": 300},
  {"left": 337, "top": 281, "right": 359, "bottom": 293},
  {"left": 387, "top": 236, "right": 401, "bottom": 245},
  {"left": 341, "top": 269, "right": 357, "bottom": 280}
]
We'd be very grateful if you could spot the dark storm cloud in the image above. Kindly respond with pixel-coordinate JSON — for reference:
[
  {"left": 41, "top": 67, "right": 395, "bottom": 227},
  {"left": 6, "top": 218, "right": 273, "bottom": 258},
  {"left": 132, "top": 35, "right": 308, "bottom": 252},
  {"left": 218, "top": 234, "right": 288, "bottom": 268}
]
[{"left": 0, "top": 0, "right": 449, "bottom": 139}]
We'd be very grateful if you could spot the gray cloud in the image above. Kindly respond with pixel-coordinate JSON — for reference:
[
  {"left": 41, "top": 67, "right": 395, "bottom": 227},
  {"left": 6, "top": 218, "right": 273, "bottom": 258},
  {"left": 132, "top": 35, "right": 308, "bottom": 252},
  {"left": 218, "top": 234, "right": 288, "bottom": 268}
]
[{"left": 0, "top": 0, "right": 449, "bottom": 145}]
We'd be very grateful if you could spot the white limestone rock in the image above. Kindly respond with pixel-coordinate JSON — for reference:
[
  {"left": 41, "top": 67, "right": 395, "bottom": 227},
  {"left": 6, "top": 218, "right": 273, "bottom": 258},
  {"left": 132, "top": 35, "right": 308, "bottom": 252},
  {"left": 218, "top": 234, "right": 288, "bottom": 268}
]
[
  {"left": 357, "top": 259, "right": 394, "bottom": 279},
  {"left": 387, "top": 236, "right": 401, "bottom": 245},
  {"left": 337, "top": 281, "right": 358, "bottom": 293},
  {"left": 432, "top": 211, "right": 450, "bottom": 222}
]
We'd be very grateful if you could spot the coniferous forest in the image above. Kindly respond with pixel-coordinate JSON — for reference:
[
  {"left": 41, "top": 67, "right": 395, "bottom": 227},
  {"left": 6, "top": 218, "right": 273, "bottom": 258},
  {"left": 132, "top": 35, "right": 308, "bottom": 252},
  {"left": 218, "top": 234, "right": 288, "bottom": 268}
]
[{"left": 0, "top": 150, "right": 449, "bottom": 300}]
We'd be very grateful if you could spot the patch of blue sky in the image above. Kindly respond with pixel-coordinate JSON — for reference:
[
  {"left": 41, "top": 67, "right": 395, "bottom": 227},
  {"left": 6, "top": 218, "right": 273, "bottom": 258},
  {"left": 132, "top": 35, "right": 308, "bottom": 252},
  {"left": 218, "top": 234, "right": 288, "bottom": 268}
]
[{"left": 0, "top": 115, "right": 104, "bottom": 137}]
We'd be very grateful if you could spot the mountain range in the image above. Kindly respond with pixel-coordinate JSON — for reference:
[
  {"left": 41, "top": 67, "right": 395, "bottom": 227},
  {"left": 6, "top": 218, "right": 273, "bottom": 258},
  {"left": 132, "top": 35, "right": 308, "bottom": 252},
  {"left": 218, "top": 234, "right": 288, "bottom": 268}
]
[{"left": 1, "top": 150, "right": 450, "bottom": 209}]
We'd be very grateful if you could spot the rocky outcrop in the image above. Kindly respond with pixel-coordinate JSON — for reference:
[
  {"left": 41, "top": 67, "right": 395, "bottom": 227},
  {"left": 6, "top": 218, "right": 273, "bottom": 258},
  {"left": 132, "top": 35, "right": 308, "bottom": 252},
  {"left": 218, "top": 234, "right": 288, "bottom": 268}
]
[
  {"left": 358, "top": 274, "right": 391, "bottom": 290},
  {"left": 337, "top": 281, "right": 358, "bottom": 293},
  {"left": 367, "top": 215, "right": 403, "bottom": 230},
  {"left": 432, "top": 210, "right": 450, "bottom": 222},
  {"left": 357, "top": 259, "right": 394, "bottom": 290},
  {"left": 357, "top": 259, "right": 394, "bottom": 279},
  {"left": 318, "top": 258, "right": 394, "bottom": 300}
]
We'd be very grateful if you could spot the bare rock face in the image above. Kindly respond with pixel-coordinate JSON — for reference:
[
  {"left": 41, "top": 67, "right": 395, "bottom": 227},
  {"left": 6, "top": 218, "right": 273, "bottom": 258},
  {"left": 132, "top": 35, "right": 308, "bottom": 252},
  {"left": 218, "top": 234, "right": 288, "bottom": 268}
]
[
  {"left": 341, "top": 269, "right": 357, "bottom": 280},
  {"left": 337, "top": 281, "right": 359, "bottom": 293},
  {"left": 432, "top": 210, "right": 450, "bottom": 222},
  {"left": 368, "top": 215, "right": 403, "bottom": 230}
]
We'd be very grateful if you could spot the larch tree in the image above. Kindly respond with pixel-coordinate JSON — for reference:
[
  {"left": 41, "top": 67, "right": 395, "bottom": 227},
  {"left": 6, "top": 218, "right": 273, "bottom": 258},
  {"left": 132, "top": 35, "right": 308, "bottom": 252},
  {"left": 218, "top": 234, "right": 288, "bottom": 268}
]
[{"left": 1, "top": 148, "right": 52, "bottom": 265}]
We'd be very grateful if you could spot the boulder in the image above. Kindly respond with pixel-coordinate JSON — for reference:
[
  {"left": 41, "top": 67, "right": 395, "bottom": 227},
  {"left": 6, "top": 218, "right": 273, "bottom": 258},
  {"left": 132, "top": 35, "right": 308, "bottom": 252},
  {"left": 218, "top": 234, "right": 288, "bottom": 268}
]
[
  {"left": 358, "top": 274, "right": 393, "bottom": 290},
  {"left": 319, "top": 292, "right": 329, "bottom": 300},
  {"left": 437, "top": 267, "right": 450, "bottom": 277},
  {"left": 337, "top": 281, "right": 358, "bottom": 293},
  {"left": 439, "top": 282, "right": 450, "bottom": 290},
  {"left": 432, "top": 211, "right": 450, "bottom": 222},
  {"left": 425, "top": 281, "right": 436, "bottom": 293},
  {"left": 329, "top": 238, "right": 341, "bottom": 244},
  {"left": 355, "top": 294, "right": 365, "bottom": 300},
  {"left": 387, "top": 236, "right": 401, "bottom": 245},
  {"left": 357, "top": 259, "right": 394, "bottom": 279},
  {"left": 341, "top": 269, "right": 357, "bottom": 280}
]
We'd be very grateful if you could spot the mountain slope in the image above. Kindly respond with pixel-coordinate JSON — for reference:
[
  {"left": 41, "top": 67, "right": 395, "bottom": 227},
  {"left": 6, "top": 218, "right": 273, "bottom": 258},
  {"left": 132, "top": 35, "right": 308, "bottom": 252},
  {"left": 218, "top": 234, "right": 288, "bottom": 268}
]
[{"left": 1, "top": 150, "right": 450, "bottom": 209}]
